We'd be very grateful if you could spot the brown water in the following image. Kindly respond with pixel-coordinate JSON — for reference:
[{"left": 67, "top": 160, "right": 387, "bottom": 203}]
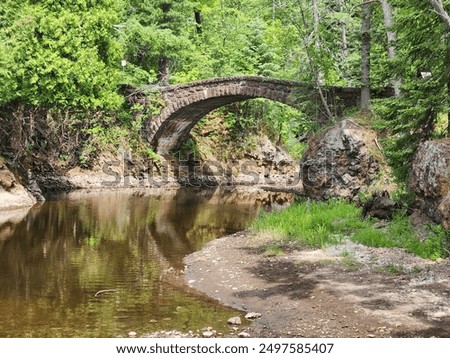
[{"left": 0, "top": 187, "right": 292, "bottom": 337}]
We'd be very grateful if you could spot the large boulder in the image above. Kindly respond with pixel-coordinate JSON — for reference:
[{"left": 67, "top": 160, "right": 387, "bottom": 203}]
[
  {"left": 301, "top": 119, "right": 382, "bottom": 200},
  {"left": 0, "top": 158, "right": 37, "bottom": 210},
  {"left": 409, "top": 139, "right": 450, "bottom": 229}
]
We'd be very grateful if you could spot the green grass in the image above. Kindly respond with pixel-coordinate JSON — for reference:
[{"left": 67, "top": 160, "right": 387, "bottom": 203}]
[
  {"left": 252, "top": 199, "right": 449, "bottom": 260},
  {"left": 262, "top": 244, "right": 285, "bottom": 257},
  {"left": 252, "top": 199, "right": 366, "bottom": 247},
  {"left": 341, "top": 255, "right": 362, "bottom": 271},
  {"left": 352, "top": 215, "right": 448, "bottom": 260}
]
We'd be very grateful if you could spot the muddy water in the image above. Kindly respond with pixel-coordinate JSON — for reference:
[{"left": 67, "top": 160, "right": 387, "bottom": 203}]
[{"left": 0, "top": 188, "right": 292, "bottom": 337}]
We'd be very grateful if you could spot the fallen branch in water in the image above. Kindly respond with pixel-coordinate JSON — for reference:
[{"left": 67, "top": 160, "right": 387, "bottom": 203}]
[{"left": 94, "top": 289, "right": 118, "bottom": 298}]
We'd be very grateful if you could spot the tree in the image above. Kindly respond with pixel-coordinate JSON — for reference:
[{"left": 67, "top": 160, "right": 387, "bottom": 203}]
[
  {"left": 0, "top": 42, "right": 16, "bottom": 105},
  {"left": 120, "top": 0, "right": 197, "bottom": 85},
  {"left": 428, "top": 0, "right": 450, "bottom": 29},
  {"left": 426, "top": 0, "right": 450, "bottom": 135},
  {"left": 374, "top": 0, "right": 450, "bottom": 180},
  {"left": 360, "top": 2, "right": 372, "bottom": 109},
  {"left": 0, "top": 0, "right": 123, "bottom": 109},
  {"left": 338, "top": 0, "right": 349, "bottom": 62},
  {"left": 380, "top": 0, "right": 401, "bottom": 96}
]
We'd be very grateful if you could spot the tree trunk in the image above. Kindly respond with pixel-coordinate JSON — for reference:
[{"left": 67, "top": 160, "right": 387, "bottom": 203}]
[
  {"left": 158, "top": 56, "right": 170, "bottom": 85},
  {"left": 428, "top": 0, "right": 450, "bottom": 30},
  {"left": 360, "top": 3, "right": 371, "bottom": 110},
  {"left": 195, "top": 10, "right": 202, "bottom": 34},
  {"left": 161, "top": 2, "right": 172, "bottom": 22},
  {"left": 313, "top": 0, "right": 320, "bottom": 48},
  {"left": 338, "top": 0, "right": 350, "bottom": 82},
  {"left": 447, "top": 34, "right": 450, "bottom": 137},
  {"left": 158, "top": 2, "right": 172, "bottom": 85},
  {"left": 313, "top": 0, "right": 323, "bottom": 84},
  {"left": 297, "top": 0, "right": 333, "bottom": 121},
  {"left": 339, "top": 0, "right": 348, "bottom": 60},
  {"left": 380, "top": 0, "right": 401, "bottom": 96}
]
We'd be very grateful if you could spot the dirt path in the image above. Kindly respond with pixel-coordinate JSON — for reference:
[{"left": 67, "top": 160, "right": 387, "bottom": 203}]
[{"left": 184, "top": 231, "right": 450, "bottom": 338}]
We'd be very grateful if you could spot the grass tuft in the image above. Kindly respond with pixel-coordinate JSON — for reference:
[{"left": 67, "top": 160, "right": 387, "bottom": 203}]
[{"left": 252, "top": 199, "right": 449, "bottom": 260}]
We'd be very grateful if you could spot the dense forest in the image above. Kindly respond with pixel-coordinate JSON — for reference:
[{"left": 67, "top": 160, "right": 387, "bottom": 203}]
[{"left": 0, "top": 0, "right": 449, "bottom": 181}]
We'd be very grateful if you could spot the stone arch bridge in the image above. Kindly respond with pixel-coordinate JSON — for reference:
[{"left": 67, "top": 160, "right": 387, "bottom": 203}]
[{"left": 137, "top": 76, "right": 374, "bottom": 154}]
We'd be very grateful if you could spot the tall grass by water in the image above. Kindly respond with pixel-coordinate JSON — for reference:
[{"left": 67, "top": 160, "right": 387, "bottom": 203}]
[{"left": 252, "top": 199, "right": 449, "bottom": 260}]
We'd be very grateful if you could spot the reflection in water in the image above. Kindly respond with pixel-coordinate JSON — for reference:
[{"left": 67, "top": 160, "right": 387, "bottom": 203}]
[{"left": 0, "top": 188, "right": 292, "bottom": 337}]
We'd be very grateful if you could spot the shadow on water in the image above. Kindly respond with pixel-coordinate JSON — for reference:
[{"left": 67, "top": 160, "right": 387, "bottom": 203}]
[{"left": 0, "top": 187, "right": 292, "bottom": 337}]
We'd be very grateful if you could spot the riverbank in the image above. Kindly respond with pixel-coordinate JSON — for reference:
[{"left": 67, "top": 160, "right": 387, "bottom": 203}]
[
  {"left": 0, "top": 159, "right": 37, "bottom": 211},
  {"left": 0, "top": 133, "right": 302, "bottom": 211},
  {"left": 184, "top": 231, "right": 450, "bottom": 338}
]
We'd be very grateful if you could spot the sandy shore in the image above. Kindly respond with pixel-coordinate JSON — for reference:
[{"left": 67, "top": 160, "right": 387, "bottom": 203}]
[{"left": 184, "top": 231, "right": 450, "bottom": 338}]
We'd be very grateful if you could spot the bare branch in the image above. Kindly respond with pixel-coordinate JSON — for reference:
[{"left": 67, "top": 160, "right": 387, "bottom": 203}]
[
  {"left": 94, "top": 289, "right": 118, "bottom": 298},
  {"left": 428, "top": 0, "right": 450, "bottom": 31}
]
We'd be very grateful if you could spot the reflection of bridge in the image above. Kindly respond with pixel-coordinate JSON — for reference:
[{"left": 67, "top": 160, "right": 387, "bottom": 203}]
[{"left": 141, "top": 76, "right": 377, "bottom": 154}]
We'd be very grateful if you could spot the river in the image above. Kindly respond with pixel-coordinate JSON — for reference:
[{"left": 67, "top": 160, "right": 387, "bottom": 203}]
[{"left": 0, "top": 187, "right": 292, "bottom": 337}]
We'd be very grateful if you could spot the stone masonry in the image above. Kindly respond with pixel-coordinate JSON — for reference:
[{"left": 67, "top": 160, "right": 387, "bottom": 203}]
[{"left": 143, "top": 76, "right": 365, "bottom": 154}]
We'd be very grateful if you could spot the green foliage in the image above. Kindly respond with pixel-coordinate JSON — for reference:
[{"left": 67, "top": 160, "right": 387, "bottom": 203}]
[
  {"left": 261, "top": 244, "right": 285, "bottom": 257},
  {"left": 119, "top": 0, "right": 198, "bottom": 84},
  {"left": 0, "top": 0, "right": 124, "bottom": 109},
  {"left": 352, "top": 214, "right": 449, "bottom": 260},
  {"left": 0, "top": 0, "right": 448, "bottom": 181},
  {"left": 175, "top": 138, "right": 199, "bottom": 160},
  {"left": 341, "top": 255, "right": 362, "bottom": 271},
  {"left": 0, "top": 43, "right": 16, "bottom": 104},
  {"left": 252, "top": 200, "right": 449, "bottom": 260},
  {"left": 372, "top": 0, "right": 450, "bottom": 181},
  {"left": 85, "top": 124, "right": 129, "bottom": 149},
  {"left": 84, "top": 235, "right": 101, "bottom": 247}
]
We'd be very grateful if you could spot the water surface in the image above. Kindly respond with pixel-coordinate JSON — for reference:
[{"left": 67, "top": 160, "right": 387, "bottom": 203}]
[{"left": 0, "top": 188, "right": 292, "bottom": 337}]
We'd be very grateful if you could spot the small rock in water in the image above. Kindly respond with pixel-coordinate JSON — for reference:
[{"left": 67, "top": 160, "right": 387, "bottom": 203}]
[
  {"left": 245, "top": 312, "right": 262, "bottom": 320},
  {"left": 128, "top": 331, "right": 137, "bottom": 338},
  {"left": 238, "top": 332, "right": 251, "bottom": 338},
  {"left": 227, "top": 316, "right": 242, "bottom": 326}
]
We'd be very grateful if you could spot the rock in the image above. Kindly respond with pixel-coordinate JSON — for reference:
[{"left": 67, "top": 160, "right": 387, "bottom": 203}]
[
  {"left": 245, "top": 312, "right": 262, "bottom": 320},
  {"left": 409, "top": 139, "right": 450, "bottom": 229},
  {"left": 27, "top": 170, "right": 46, "bottom": 202},
  {"left": 0, "top": 168, "right": 15, "bottom": 189},
  {"left": 258, "top": 136, "right": 292, "bottom": 167},
  {"left": 0, "top": 160, "right": 37, "bottom": 210},
  {"left": 437, "top": 196, "right": 450, "bottom": 229},
  {"left": 362, "top": 191, "right": 399, "bottom": 220},
  {"left": 227, "top": 316, "right": 242, "bottom": 326},
  {"left": 128, "top": 331, "right": 137, "bottom": 338},
  {"left": 238, "top": 332, "right": 251, "bottom": 338},
  {"left": 301, "top": 119, "right": 382, "bottom": 200},
  {"left": 201, "top": 327, "right": 216, "bottom": 338}
]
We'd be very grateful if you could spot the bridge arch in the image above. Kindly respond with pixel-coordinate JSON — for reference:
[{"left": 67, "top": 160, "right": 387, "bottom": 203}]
[{"left": 144, "top": 76, "right": 361, "bottom": 154}]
